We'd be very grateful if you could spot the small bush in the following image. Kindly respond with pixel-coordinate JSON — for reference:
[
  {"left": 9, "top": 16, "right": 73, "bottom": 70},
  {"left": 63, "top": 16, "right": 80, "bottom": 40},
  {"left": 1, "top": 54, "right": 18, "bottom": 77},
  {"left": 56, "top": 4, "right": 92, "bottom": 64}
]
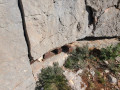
[
  {"left": 95, "top": 71, "right": 105, "bottom": 84},
  {"left": 107, "top": 60, "right": 120, "bottom": 74},
  {"left": 64, "top": 43, "right": 120, "bottom": 70},
  {"left": 36, "top": 63, "right": 71, "bottom": 90},
  {"left": 99, "top": 44, "right": 120, "bottom": 60},
  {"left": 64, "top": 46, "right": 89, "bottom": 70}
]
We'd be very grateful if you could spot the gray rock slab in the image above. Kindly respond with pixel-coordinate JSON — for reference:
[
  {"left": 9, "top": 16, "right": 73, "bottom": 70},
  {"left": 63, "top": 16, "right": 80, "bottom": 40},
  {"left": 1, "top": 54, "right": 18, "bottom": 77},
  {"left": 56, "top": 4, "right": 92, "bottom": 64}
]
[
  {"left": 94, "top": 7, "right": 120, "bottom": 36},
  {"left": 0, "top": 0, "right": 35, "bottom": 89},
  {"left": 86, "top": 0, "right": 120, "bottom": 37},
  {"left": 22, "top": 0, "right": 90, "bottom": 60},
  {"left": 86, "top": 0, "right": 118, "bottom": 16}
]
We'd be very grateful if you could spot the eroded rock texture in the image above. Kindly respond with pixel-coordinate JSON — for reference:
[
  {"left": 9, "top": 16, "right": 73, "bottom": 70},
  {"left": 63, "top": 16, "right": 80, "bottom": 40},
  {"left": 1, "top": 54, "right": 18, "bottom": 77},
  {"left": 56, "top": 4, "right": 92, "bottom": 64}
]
[
  {"left": 0, "top": 0, "right": 35, "bottom": 89},
  {"left": 86, "top": 0, "right": 120, "bottom": 36},
  {"left": 0, "top": 0, "right": 120, "bottom": 89},
  {"left": 22, "top": 0, "right": 89, "bottom": 60}
]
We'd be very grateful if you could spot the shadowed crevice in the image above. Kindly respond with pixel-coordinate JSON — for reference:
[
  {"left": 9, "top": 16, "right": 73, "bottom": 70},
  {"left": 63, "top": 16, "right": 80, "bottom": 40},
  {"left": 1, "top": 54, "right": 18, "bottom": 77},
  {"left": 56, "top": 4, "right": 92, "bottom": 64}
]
[
  {"left": 18, "top": 0, "right": 33, "bottom": 61},
  {"left": 77, "top": 36, "right": 118, "bottom": 41},
  {"left": 86, "top": 6, "right": 95, "bottom": 25}
]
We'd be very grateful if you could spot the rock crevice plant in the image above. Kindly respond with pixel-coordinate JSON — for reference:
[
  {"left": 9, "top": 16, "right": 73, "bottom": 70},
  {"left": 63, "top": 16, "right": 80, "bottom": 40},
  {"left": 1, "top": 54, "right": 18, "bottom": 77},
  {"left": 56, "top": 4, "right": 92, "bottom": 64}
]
[{"left": 35, "top": 63, "right": 71, "bottom": 90}]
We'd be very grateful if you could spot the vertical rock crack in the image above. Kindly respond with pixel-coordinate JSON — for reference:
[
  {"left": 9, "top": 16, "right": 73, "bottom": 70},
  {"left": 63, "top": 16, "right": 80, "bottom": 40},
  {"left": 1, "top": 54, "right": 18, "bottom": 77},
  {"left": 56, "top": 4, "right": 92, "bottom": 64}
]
[{"left": 18, "top": 0, "right": 33, "bottom": 61}]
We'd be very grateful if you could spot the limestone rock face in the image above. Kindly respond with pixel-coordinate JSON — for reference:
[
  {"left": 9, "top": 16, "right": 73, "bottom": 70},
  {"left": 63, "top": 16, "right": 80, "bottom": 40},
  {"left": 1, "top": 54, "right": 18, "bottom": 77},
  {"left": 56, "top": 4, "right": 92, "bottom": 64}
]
[
  {"left": 86, "top": 0, "right": 120, "bottom": 36},
  {"left": 22, "top": 0, "right": 89, "bottom": 60},
  {"left": 94, "top": 7, "right": 120, "bottom": 36},
  {"left": 0, "top": 0, "right": 120, "bottom": 89},
  {"left": 0, "top": 0, "right": 35, "bottom": 90}
]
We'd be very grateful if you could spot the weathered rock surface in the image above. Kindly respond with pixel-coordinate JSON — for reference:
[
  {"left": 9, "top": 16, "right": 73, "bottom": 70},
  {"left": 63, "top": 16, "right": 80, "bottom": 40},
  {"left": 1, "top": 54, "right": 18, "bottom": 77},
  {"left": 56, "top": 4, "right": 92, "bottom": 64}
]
[
  {"left": 64, "top": 69, "right": 87, "bottom": 90},
  {"left": 22, "top": 0, "right": 89, "bottom": 60},
  {"left": 0, "top": 0, "right": 35, "bottom": 90},
  {"left": 108, "top": 75, "right": 117, "bottom": 85},
  {"left": 21, "top": 0, "right": 120, "bottom": 60},
  {"left": 86, "top": 0, "right": 120, "bottom": 36},
  {"left": 0, "top": 0, "right": 120, "bottom": 89}
]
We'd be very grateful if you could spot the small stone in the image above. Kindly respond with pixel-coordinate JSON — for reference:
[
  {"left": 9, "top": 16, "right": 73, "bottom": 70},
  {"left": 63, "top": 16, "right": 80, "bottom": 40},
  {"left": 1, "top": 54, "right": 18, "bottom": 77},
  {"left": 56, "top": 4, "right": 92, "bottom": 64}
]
[
  {"left": 118, "top": 80, "right": 120, "bottom": 88},
  {"left": 24, "top": 70, "right": 27, "bottom": 72},
  {"left": 69, "top": 80, "right": 74, "bottom": 85},
  {"left": 100, "top": 72, "right": 104, "bottom": 76},
  {"left": 101, "top": 88, "right": 104, "bottom": 90},
  {"left": 104, "top": 61, "right": 109, "bottom": 65},
  {"left": 108, "top": 75, "right": 117, "bottom": 85},
  {"left": 116, "top": 56, "right": 120, "bottom": 62},
  {"left": 88, "top": 75, "right": 91, "bottom": 79},
  {"left": 105, "top": 70, "right": 109, "bottom": 73},
  {"left": 90, "top": 70, "right": 95, "bottom": 76},
  {"left": 77, "top": 69, "right": 83, "bottom": 75},
  {"left": 115, "top": 86, "right": 119, "bottom": 89},
  {"left": 43, "top": 52, "right": 55, "bottom": 59},
  {"left": 38, "top": 56, "right": 43, "bottom": 62}
]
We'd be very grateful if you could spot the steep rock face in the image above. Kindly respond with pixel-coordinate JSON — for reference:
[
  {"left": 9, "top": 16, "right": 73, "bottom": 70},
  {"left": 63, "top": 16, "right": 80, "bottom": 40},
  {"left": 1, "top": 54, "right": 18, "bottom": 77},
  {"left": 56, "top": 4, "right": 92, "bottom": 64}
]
[
  {"left": 22, "top": 0, "right": 89, "bottom": 60},
  {"left": 0, "top": 0, "right": 120, "bottom": 89},
  {"left": 86, "top": 0, "right": 120, "bottom": 36},
  {"left": 0, "top": 0, "right": 35, "bottom": 89},
  {"left": 94, "top": 7, "right": 120, "bottom": 36}
]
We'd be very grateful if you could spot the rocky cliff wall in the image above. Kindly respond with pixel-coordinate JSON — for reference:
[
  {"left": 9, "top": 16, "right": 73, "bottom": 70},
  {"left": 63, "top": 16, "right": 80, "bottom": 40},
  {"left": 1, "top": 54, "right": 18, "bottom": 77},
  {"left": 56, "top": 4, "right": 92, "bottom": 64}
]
[
  {"left": 22, "top": 0, "right": 120, "bottom": 60},
  {"left": 22, "top": 0, "right": 89, "bottom": 60},
  {"left": 86, "top": 0, "right": 120, "bottom": 36},
  {"left": 0, "top": 0, "right": 120, "bottom": 89},
  {"left": 0, "top": 0, "right": 35, "bottom": 90}
]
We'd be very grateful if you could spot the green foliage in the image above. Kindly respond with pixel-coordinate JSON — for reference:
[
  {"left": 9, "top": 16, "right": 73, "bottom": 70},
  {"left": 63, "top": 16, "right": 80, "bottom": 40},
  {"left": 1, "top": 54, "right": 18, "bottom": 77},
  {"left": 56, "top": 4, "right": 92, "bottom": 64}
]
[
  {"left": 64, "top": 46, "right": 89, "bottom": 70},
  {"left": 36, "top": 63, "right": 71, "bottom": 90},
  {"left": 88, "top": 81, "right": 95, "bottom": 90},
  {"left": 64, "top": 43, "right": 120, "bottom": 71},
  {"left": 95, "top": 70, "right": 101, "bottom": 77},
  {"left": 64, "top": 56, "right": 80, "bottom": 70},
  {"left": 107, "top": 60, "right": 120, "bottom": 74},
  {"left": 95, "top": 71, "right": 105, "bottom": 84},
  {"left": 100, "top": 43, "right": 120, "bottom": 60}
]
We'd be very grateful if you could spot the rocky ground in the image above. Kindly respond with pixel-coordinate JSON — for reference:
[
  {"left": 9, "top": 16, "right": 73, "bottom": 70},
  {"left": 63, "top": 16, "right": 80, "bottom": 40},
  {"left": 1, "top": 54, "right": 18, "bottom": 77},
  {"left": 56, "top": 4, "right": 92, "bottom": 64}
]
[
  {"left": 63, "top": 55, "right": 120, "bottom": 90},
  {"left": 33, "top": 38, "right": 120, "bottom": 90}
]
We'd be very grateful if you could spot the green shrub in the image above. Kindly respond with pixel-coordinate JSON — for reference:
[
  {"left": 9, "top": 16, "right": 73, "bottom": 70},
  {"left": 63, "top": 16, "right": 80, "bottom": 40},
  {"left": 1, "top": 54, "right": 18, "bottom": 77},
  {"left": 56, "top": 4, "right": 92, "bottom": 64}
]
[
  {"left": 95, "top": 71, "right": 105, "bottom": 84},
  {"left": 64, "top": 43, "right": 120, "bottom": 70},
  {"left": 107, "top": 60, "right": 120, "bottom": 74},
  {"left": 100, "top": 43, "right": 120, "bottom": 60},
  {"left": 64, "top": 56, "right": 80, "bottom": 70},
  {"left": 64, "top": 46, "right": 89, "bottom": 70},
  {"left": 36, "top": 63, "right": 71, "bottom": 90}
]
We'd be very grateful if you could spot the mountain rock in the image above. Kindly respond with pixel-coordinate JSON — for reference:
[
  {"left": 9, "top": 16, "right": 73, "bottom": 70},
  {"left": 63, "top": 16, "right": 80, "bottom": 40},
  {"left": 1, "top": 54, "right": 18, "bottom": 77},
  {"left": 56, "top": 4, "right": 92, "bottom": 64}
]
[
  {"left": 86, "top": 0, "right": 120, "bottom": 36},
  {"left": 0, "top": 0, "right": 35, "bottom": 89},
  {"left": 22, "top": 0, "right": 89, "bottom": 60}
]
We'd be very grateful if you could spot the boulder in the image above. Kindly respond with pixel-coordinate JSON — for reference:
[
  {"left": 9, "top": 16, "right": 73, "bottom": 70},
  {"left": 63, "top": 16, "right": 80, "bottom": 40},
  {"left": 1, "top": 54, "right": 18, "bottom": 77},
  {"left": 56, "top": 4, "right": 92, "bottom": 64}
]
[
  {"left": 94, "top": 7, "right": 120, "bottom": 36},
  {"left": 86, "top": 0, "right": 120, "bottom": 36},
  {"left": 0, "top": 0, "right": 35, "bottom": 90},
  {"left": 22, "top": 0, "right": 89, "bottom": 60},
  {"left": 108, "top": 75, "right": 117, "bottom": 85}
]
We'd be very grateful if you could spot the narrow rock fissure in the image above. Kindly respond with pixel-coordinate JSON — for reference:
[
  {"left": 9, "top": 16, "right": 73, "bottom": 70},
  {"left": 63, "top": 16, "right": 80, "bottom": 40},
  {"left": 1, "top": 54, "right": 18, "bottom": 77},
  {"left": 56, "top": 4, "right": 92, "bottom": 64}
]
[
  {"left": 86, "top": 6, "right": 95, "bottom": 26},
  {"left": 59, "top": 17, "right": 65, "bottom": 26},
  {"left": 85, "top": 0, "right": 97, "bottom": 34},
  {"left": 116, "top": 0, "right": 120, "bottom": 9},
  {"left": 18, "top": 0, "right": 33, "bottom": 61}
]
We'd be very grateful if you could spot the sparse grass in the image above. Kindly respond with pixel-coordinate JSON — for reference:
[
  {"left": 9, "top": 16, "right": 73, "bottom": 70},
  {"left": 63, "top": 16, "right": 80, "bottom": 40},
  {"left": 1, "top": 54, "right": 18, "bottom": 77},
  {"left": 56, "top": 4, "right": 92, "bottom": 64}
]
[
  {"left": 107, "top": 60, "right": 120, "bottom": 74},
  {"left": 89, "top": 81, "right": 95, "bottom": 90},
  {"left": 64, "top": 43, "right": 120, "bottom": 89},
  {"left": 64, "top": 43, "right": 120, "bottom": 71},
  {"left": 35, "top": 63, "right": 71, "bottom": 90},
  {"left": 95, "top": 71, "right": 105, "bottom": 85}
]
